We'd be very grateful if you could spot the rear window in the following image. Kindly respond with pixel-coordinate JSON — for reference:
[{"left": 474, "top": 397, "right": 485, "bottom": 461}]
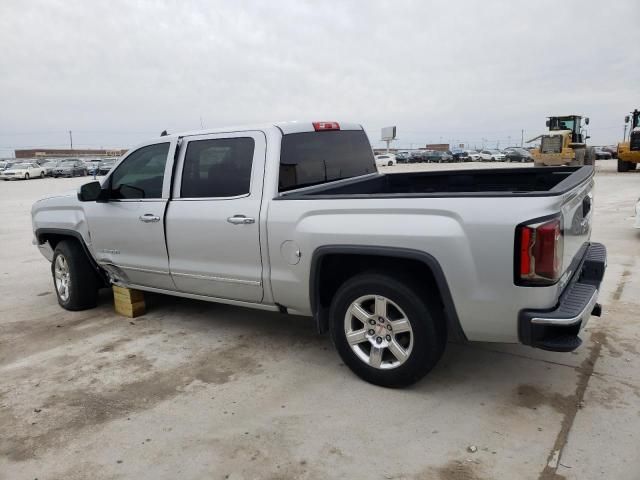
[{"left": 279, "top": 130, "right": 375, "bottom": 192}]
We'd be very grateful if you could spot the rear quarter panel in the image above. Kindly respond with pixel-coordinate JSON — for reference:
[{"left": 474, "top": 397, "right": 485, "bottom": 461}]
[{"left": 267, "top": 194, "right": 581, "bottom": 343}]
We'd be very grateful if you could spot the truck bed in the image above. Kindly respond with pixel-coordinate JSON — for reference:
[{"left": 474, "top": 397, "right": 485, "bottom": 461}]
[{"left": 279, "top": 166, "right": 592, "bottom": 199}]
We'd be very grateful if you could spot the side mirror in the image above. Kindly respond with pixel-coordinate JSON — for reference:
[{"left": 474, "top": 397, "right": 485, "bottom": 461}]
[
  {"left": 77, "top": 181, "right": 105, "bottom": 202},
  {"left": 585, "top": 117, "right": 590, "bottom": 125},
  {"left": 625, "top": 115, "right": 630, "bottom": 124},
  {"left": 545, "top": 120, "right": 550, "bottom": 127},
  {"left": 586, "top": 135, "right": 591, "bottom": 140}
]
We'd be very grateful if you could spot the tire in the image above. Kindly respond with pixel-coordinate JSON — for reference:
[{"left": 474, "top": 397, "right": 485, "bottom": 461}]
[
  {"left": 40, "top": 171, "right": 45, "bottom": 178},
  {"left": 387, "top": 161, "right": 393, "bottom": 166},
  {"left": 629, "top": 162, "right": 637, "bottom": 171},
  {"left": 25, "top": 173, "right": 30, "bottom": 180},
  {"left": 618, "top": 159, "right": 630, "bottom": 172},
  {"left": 584, "top": 147, "right": 596, "bottom": 166},
  {"left": 51, "top": 240, "right": 100, "bottom": 311},
  {"left": 329, "top": 272, "right": 446, "bottom": 387}
]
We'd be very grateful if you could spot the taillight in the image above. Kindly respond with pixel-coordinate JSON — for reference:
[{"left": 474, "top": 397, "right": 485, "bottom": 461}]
[
  {"left": 516, "top": 217, "right": 563, "bottom": 285},
  {"left": 313, "top": 121, "right": 340, "bottom": 131}
]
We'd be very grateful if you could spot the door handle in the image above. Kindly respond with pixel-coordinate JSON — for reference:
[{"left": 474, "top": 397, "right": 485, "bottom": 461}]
[
  {"left": 227, "top": 215, "right": 255, "bottom": 225},
  {"left": 139, "top": 214, "right": 161, "bottom": 223}
]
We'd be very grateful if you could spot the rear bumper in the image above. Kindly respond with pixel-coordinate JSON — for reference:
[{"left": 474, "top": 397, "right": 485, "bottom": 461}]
[{"left": 518, "top": 242, "right": 606, "bottom": 352}]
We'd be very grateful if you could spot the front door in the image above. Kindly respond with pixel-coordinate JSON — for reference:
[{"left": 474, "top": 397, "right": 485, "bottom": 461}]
[
  {"left": 165, "top": 131, "right": 265, "bottom": 302},
  {"left": 86, "top": 140, "right": 177, "bottom": 290}
]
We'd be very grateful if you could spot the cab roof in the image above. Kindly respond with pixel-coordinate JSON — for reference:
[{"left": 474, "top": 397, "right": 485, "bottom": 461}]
[{"left": 153, "top": 121, "right": 364, "bottom": 141}]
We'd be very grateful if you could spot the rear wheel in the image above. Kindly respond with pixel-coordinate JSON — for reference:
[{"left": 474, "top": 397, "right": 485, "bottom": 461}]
[
  {"left": 387, "top": 161, "right": 393, "bottom": 166},
  {"left": 40, "top": 171, "right": 45, "bottom": 178},
  {"left": 584, "top": 147, "right": 596, "bottom": 166},
  {"left": 52, "top": 240, "right": 100, "bottom": 310},
  {"left": 330, "top": 272, "right": 446, "bottom": 387},
  {"left": 25, "top": 173, "right": 30, "bottom": 180}
]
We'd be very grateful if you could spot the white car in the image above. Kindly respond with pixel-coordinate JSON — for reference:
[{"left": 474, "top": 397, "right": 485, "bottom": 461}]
[
  {"left": 479, "top": 150, "right": 506, "bottom": 162},
  {"left": 375, "top": 154, "right": 396, "bottom": 167},
  {"left": 465, "top": 150, "right": 482, "bottom": 161},
  {"left": 1, "top": 162, "right": 45, "bottom": 180}
]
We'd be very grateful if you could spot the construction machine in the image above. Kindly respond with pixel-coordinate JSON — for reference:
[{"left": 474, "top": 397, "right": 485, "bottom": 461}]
[
  {"left": 617, "top": 109, "right": 640, "bottom": 172},
  {"left": 527, "top": 115, "right": 595, "bottom": 167}
]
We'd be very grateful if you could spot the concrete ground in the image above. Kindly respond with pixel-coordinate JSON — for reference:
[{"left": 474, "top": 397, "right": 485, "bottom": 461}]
[{"left": 0, "top": 160, "right": 638, "bottom": 480}]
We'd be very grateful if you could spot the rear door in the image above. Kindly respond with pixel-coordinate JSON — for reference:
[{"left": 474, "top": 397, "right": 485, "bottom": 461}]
[
  {"left": 85, "top": 140, "right": 177, "bottom": 290},
  {"left": 165, "top": 131, "right": 265, "bottom": 302}
]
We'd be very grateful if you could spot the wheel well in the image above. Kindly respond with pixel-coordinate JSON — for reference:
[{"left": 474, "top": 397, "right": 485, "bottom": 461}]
[
  {"left": 39, "top": 232, "right": 75, "bottom": 250},
  {"left": 311, "top": 249, "right": 465, "bottom": 341},
  {"left": 37, "top": 229, "right": 108, "bottom": 286}
]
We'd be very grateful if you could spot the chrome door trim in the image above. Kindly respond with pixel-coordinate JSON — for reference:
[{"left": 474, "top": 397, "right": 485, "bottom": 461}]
[{"left": 170, "top": 271, "right": 261, "bottom": 286}]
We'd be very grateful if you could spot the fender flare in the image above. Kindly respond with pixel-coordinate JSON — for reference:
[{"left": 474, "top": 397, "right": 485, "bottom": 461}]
[
  {"left": 35, "top": 228, "right": 107, "bottom": 283},
  {"left": 309, "top": 245, "right": 466, "bottom": 341}
]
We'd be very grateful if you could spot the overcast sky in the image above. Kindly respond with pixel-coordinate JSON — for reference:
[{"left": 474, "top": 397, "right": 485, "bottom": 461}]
[{"left": 1, "top": 0, "right": 638, "bottom": 156}]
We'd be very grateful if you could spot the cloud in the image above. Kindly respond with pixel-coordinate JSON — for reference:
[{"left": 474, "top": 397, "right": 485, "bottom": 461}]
[{"left": 0, "top": 0, "right": 638, "bottom": 155}]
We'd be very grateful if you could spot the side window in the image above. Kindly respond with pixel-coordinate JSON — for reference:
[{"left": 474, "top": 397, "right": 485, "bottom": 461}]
[
  {"left": 181, "top": 137, "right": 254, "bottom": 198},
  {"left": 110, "top": 143, "right": 170, "bottom": 200}
]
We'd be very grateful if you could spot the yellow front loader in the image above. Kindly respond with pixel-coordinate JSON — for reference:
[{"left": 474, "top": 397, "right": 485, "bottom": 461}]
[
  {"left": 528, "top": 115, "right": 595, "bottom": 167},
  {"left": 617, "top": 109, "right": 640, "bottom": 172}
]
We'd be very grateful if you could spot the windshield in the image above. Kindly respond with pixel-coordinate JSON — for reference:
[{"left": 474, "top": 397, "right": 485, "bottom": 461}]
[
  {"left": 60, "top": 162, "right": 75, "bottom": 167},
  {"left": 549, "top": 117, "right": 576, "bottom": 131},
  {"left": 8, "top": 163, "right": 29, "bottom": 170},
  {"left": 279, "top": 130, "right": 375, "bottom": 192}
]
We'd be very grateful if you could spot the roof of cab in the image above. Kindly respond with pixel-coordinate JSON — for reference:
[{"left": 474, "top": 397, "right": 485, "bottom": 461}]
[{"left": 149, "top": 121, "right": 364, "bottom": 141}]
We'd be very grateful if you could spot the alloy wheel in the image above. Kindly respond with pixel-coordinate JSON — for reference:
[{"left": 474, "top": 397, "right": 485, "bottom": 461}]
[
  {"left": 344, "top": 294, "right": 414, "bottom": 370},
  {"left": 54, "top": 254, "right": 71, "bottom": 302}
]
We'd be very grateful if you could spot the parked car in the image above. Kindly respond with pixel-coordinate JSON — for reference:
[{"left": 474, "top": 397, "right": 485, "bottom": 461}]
[
  {"left": 601, "top": 146, "right": 617, "bottom": 159},
  {"left": 85, "top": 160, "right": 103, "bottom": 176},
  {"left": 98, "top": 159, "right": 117, "bottom": 175},
  {"left": 395, "top": 151, "right": 411, "bottom": 163},
  {"left": 409, "top": 151, "right": 425, "bottom": 163},
  {"left": 594, "top": 147, "right": 612, "bottom": 160},
  {"left": 375, "top": 154, "right": 396, "bottom": 167},
  {"left": 424, "top": 151, "right": 453, "bottom": 163},
  {"left": 1, "top": 162, "right": 45, "bottom": 180},
  {"left": 41, "top": 160, "right": 64, "bottom": 176},
  {"left": 452, "top": 151, "right": 470, "bottom": 162},
  {"left": 505, "top": 148, "right": 534, "bottom": 163},
  {"left": 31, "top": 120, "right": 606, "bottom": 387},
  {"left": 479, "top": 149, "right": 506, "bottom": 161},
  {"left": 465, "top": 150, "right": 482, "bottom": 161},
  {"left": 0, "top": 160, "right": 18, "bottom": 172},
  {"left": 53, "top": 160, "right": 88, "bottom": 177}
]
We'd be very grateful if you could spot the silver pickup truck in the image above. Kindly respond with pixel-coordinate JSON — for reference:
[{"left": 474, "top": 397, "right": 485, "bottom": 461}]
[{"left": 32, "top": 121, "right": 606, "bottom": 386}]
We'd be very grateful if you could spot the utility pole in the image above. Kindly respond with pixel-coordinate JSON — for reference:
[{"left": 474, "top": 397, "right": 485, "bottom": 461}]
[
  {"left": 521, "top": 129, "right": 524, "bottom": 147},
  {"left": 69, "top": 130, "right": 73, "bottom": 150},
  {"left": 623, "top": 123, "right": 628, "bottom": 142}
]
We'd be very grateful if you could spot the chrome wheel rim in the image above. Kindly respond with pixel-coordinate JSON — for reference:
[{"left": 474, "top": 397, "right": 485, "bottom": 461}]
[
  {"left": 344, "top": 295, "right": 414, "bottom": 370},
  {"left": 54, "top": 254, "right": 70, "bottom": 302}
]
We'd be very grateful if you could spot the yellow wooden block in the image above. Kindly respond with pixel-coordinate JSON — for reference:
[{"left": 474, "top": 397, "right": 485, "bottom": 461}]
[
  {"left": 112, "top": 285, "right": 145, "bottom": 303},
  {"left": 114, "top": 299, "right": 146, "bottom": 318}
]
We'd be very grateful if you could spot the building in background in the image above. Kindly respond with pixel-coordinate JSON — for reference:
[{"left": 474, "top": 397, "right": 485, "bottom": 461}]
[{"left": 15, "top": 148, "right": 127, "bottom": 159}]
